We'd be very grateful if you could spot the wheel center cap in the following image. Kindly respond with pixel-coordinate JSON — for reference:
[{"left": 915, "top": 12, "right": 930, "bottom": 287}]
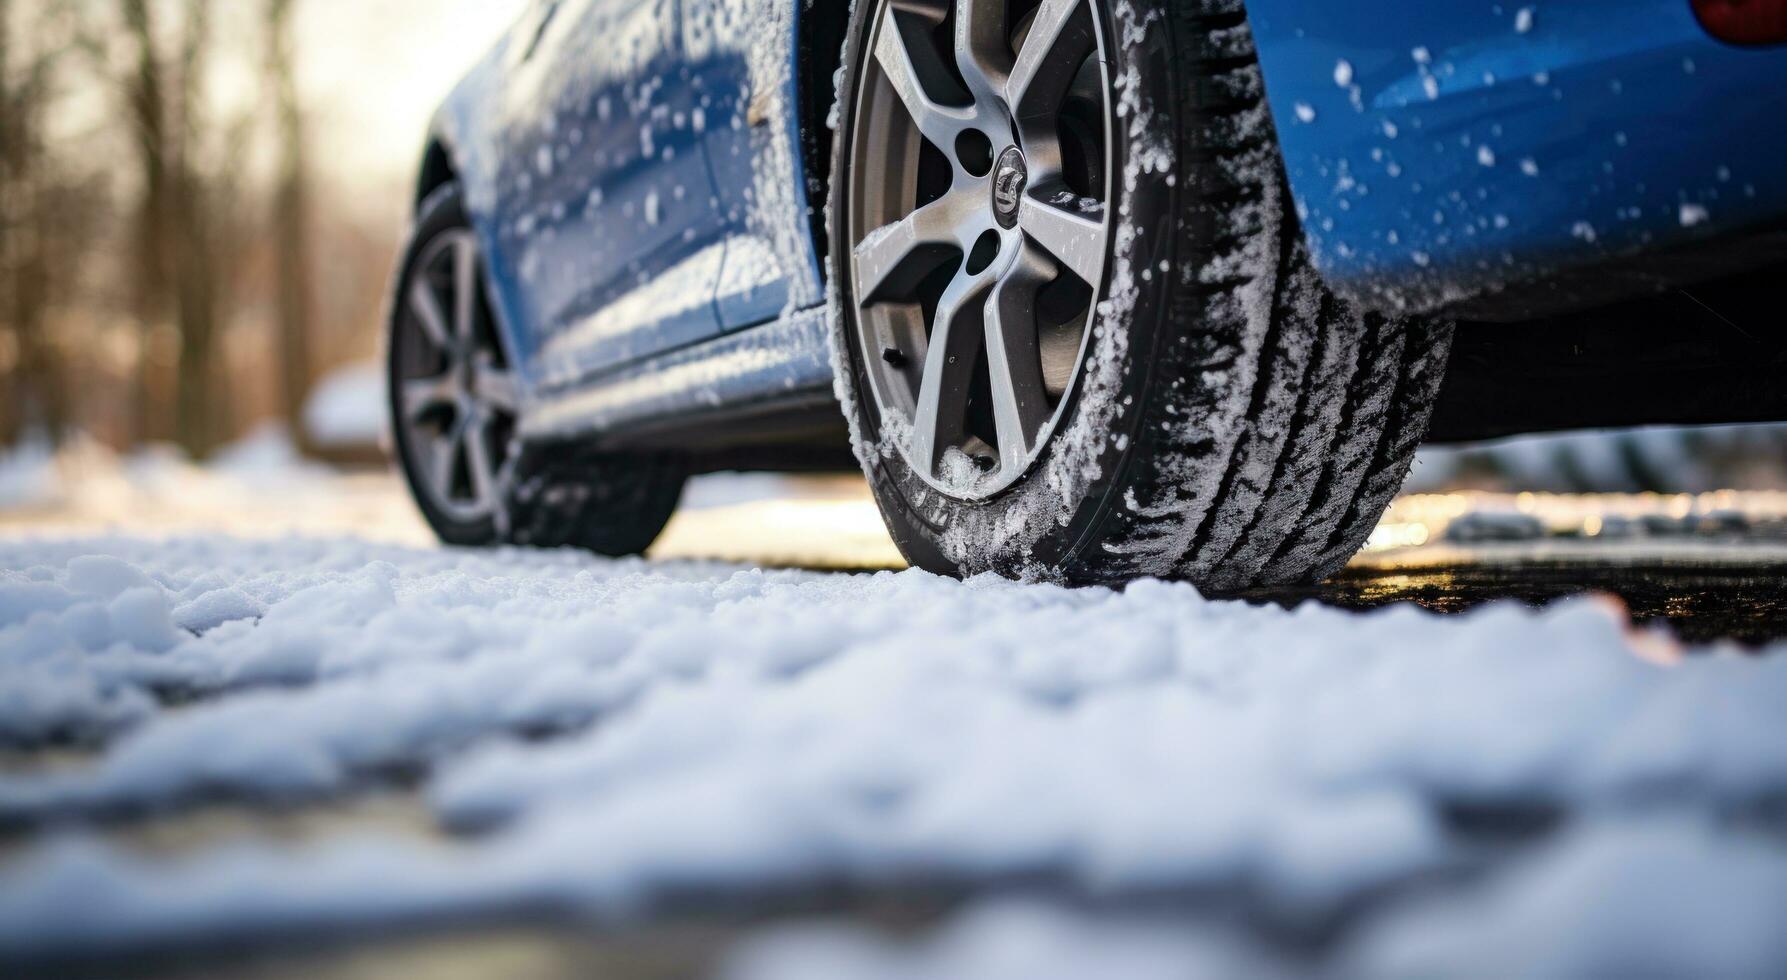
[{"left": 991, "top": 146, "right": 1027, "bottom": 229}]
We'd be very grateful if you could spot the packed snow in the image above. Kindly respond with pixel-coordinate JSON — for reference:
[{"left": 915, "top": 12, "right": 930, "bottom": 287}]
[
  {"left": 0, "top": 522, "right": 1785, "bottom": 972},
  {"left": 0, "top": 430, "right": 427, "bottom": 544},
  {"left": 724, "top": 899, "right": 1281, "bottom": 980},
  {"left": 302, "top": 361, "right": 387, "bottom": 450},
  {"left": 726, "top": 826, "right": 1787, "bottom": 980},
  {"left": 2, "top": 427, "right": 1787, "bottom": 971},
  {"left": 0, "top": 440, "right": 58, "bottom": 509}
]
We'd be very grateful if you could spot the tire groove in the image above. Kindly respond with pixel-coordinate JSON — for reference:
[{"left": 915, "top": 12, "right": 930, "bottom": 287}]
[{"left": 1177, "top": 193, "right": 1302, "bottom": 576}]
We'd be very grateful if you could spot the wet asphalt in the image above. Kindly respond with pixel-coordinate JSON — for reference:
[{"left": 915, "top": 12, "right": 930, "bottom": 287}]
[
  {"left": 1273, "top": 552, "right": 1787, "bottom": 647},
  {"left": 650, "top": 481, "right": 1787, "bottom": 648}
]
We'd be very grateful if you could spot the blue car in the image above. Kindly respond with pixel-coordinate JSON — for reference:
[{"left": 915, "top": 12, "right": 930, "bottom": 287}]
[{"left": 387, "top": 0, "right": 1787, "bottom": 588}]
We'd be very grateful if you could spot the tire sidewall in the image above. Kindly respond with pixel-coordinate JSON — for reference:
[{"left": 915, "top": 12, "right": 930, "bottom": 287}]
[{"left": 827, "top": 0, "right": 1184, "bottom": 580}]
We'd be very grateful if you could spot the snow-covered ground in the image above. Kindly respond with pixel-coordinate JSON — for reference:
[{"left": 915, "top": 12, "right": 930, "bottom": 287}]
[
  {"left": 3, "top": 531, "right": 1786, "bottom": 975},
  {"left": 0, "top": 428, "right": 429, "bottom": 545},
  {"left": 1, "top": 436, "right": 1786, "bottom": 976},
  {"left": 303, "top": 362, "right": 388, "bottom": 451}
]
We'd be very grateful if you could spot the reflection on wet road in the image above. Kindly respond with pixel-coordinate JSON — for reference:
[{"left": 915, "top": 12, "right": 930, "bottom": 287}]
[
  {"left": 658, "top": 480, "right": 1787, "bottom": 645},
  {"left": 5, "top": 459, "right": 1783, "bottom": 644},
  {"left": 1287, "top": 556, "right": 1787, "bottom": 647}
]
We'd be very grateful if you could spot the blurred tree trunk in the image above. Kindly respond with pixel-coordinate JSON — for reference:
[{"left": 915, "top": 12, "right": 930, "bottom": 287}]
[
  {"left": 0, "top": 0, "right": 19, "bottom": 445},
  {"left": 166, "top": 0, "right": 222, "bottom": 458},
  {"left": 0, "top": 0, "right": 73, "bottom": 446},
  {"left": 170, "top": 165, "right": 220, "bottom": 457},
  {"left": 118, "top": 0, "right": 238, "bottom": 458},
  {"left": 265, "top": 0, "right": 315, "bottom": 454},
  {"left": 119, "top": 0, "right": 173, "bottom": 446}
]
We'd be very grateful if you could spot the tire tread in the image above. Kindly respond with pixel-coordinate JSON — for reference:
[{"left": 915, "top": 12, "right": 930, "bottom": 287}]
[{"left": 1079, "top": 0, "right": 1452, "bottom": 589}]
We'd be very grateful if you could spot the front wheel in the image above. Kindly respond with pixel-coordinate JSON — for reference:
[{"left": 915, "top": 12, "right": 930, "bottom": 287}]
[{"left": 826, "top": 0, "right": 1453, "bottom": 590}]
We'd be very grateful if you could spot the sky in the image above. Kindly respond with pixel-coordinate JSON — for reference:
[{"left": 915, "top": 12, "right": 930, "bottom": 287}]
[{"left": 293, "top": 0, "right": 529, "bottom": 191}]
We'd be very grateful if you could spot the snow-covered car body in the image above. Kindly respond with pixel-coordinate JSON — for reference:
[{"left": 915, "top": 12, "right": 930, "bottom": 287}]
[
  {"left": 411, "top": 0, "right": 1786, "bottom": 461},
  {"left": 421, "top": 0, "right": 831, "bottom": 437},
  {"left": 1246, "top": 0, "right": 1787, "bottom": 318}
]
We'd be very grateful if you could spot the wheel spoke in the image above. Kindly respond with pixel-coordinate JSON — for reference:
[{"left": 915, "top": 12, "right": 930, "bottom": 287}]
[
  {"left": 1006, "top": 0, "right": 1094, "bottom": 123},
  {"left": 873, "top": 3, "right": 975, "bottom": 149},
  {"left": 431, "top": 419, "right": 467, "bottom": 504},
  {"left": 463, "top": 417, "right": 498, "bottom": 510},
  {"left": 847, "top": 0, "right": 1113, "bottom": 497},
  {"left": 1018, "top": 189, "right": 1106, "bottom": 285},
  {"left": 452, "top": 233, "right": 480, "bottom": 349},
  {"left": 408, "top": 279, "right": 454, "bottom": 354},
  {"left": 853, "top": 194, "right": 967, "bottom": 302},
  {"left": 954, "top": 0, "right": 1012, "bottom": 109},
  {"left": 402, "top": 228, "right": 512, "bottom": 523},
  {"left": 909, "top": 271, "right": 991, "bottom": 477},
  {"left": 983, "top": 246, "right": 1054, "bottom": 472},
  {"left": 401, "top": 372, "right": 459, "bottom": 422},
  {"left": 472, "top": 367, "right": 519, "bottom": 413}
]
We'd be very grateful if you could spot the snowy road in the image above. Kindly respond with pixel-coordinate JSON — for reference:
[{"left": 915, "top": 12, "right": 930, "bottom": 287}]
[{"left": 2, "top": 452, "right": 1787, "bottom": 977}]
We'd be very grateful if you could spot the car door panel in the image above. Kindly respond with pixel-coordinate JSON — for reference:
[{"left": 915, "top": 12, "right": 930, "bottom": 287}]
[
  {"left": 487, "top": 0, "right": 731, "bottom": 392},
  {"left": 683, "top": 0, "right": 824, "bottom": 331}
]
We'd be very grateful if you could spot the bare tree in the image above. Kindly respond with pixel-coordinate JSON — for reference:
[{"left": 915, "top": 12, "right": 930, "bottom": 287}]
[
  {"left": 265, "top": 0, "right": 314, "bottom": 452},
  {"left": 118, "top": 0, "right": 175, "bottom": 445},
  {"left": 115, "top": 0, "right": 246, "bottom": 457},
  {"left": 0, "top": 0, "right": 86, "bottom": 446}
]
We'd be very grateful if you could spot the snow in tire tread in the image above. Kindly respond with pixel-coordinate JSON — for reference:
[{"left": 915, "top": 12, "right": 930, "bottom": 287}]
[{"left": 1085, "top": 0, "right": 1452, "bottom": 589}]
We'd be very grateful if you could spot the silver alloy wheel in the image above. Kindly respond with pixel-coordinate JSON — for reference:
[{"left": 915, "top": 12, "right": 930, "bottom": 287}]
[
  {"left": 845, "top": 0, "right": 1112, "bottom": 499},
  {"left": 394, "top": 229, "right": 518, "bottom": 525}
]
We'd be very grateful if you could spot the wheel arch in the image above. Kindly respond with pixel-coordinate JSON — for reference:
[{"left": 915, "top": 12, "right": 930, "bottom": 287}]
[
  {"left": 795, "top": 2, "right": 852, "bottom": 282},
  {"left": 403, "top": 124, "right": 535, "bottom": 414},
  {"left": 414, "top": 137, "right": 459, "bottom": 213}
]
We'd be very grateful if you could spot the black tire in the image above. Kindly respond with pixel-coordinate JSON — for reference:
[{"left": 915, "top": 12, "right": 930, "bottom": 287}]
[
  {"left": 503, "top": 443, "right": 688, "bottom": 556},
  {"left": 388, "top": 185, "right": 687, "bottom": 556},
  {"left": 827, "top": 0, "right": 1453, "bottom": 589}
]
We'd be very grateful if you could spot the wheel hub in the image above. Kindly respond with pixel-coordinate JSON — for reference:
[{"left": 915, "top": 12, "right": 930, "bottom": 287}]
[
  {"left": 991, "top": 146, "right": 1027, "bottom": 228},
  {"left": 845, "top": 0, "right": 1113, "bottom": 500}
]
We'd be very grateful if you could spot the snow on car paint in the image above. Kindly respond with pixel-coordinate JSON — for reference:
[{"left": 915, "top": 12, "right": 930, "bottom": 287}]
[
  {"left": 1243, "top": 0, "right": 1787, "bottom": 313},
  {"left": 2, "top": 526, "right": 1786, "bottom": 970},
  {"left": 684, "top": 0, "right": 823, "bottom": 320}
]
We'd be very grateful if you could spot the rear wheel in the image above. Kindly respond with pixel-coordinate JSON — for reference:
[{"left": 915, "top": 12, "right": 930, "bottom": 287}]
[
  {"left": 388, "top": 186, "right": 685, "bottom": 554},
  {"left": 827, "top": 0, "right": 1453, "bottom": 588},
  {"left": 389, "top": 187, "right": 520, "bottom": 547}
]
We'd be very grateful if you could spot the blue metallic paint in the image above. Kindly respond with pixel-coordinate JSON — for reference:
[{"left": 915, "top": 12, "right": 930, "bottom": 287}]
[
  {"left": 423, "top": 0, "right": 1787, "bottom": 442},
  {"left": 426, "top": 0, "right": 824, "bottom": 415},
  {"left": 685, "top": 0, "right": 827, "bottom": 331},
  {"left": 1243, "top": 0, "right": 1787, "bottom": 311}
]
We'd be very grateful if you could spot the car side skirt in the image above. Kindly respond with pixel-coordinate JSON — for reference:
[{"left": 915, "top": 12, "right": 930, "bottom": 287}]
[{"left": 516, "top": 304, "right": 845, "bottom": 462}]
